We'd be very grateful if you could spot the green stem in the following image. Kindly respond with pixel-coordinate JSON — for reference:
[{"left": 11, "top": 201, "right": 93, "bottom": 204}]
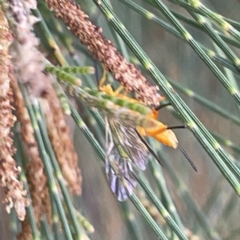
[{"left": 94, "top": 0, "right": 240, "bottom": 197}]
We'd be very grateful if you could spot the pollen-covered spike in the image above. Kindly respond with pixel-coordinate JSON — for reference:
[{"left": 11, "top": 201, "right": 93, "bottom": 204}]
[
  {"left": 178, "top": 144, "right": 197, "bottom": 172},
  {"left": 135, "top": 129, "right": 164, "bottom": 166}
]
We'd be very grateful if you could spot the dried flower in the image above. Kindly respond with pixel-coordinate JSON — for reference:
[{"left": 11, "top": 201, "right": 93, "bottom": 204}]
[
  {"left": 8, "top": 0, "right": 82, "bottom": 196},
  {"left": 8, "top": 0, "right": 51, "bottom": 224},
  {"left": 45, "top": 0, "right": 161, "bottom": 105},
  {"left": 41, "top": 88, "right": 82, "bottom": 195},
  {"left": 0, "top": 6, "right": 30, "bottom": 221},
  {"left": 10, "top": 76, "right": 48, "bottom": 223},
  {"left": 8, "top": 0, "right": 50, "bottom": 97}
]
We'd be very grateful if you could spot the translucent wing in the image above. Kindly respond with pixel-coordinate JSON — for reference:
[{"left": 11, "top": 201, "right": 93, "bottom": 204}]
[
  {"left": 109, "top": 119, "right": 149, "bottom": 171},
  {"left": 105, "top": 118, "right": 149, "bottom": 201},
  {"left": 105, "top": 148, "right": 137, "bottom": 201}
]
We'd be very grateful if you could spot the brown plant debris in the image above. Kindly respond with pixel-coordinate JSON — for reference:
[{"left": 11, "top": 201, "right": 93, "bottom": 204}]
[
  {"left": 17, "top": 223, "right": 33, "bottom": 240},
  {"left": 10, "top": 76, "right": 48, "bottom": 226},
  {"left": 7, "top": 0, "right": 56, "bottom": 232},
  {"left": 41, "top": 87, "right": 82, "bottom": 195},
  {"left": 8, "top": 0, "right": 51, "bottom": 97},
  {"left": 8, "top": 0, "right": 82, "bottom": 196},
  {"left": 0, "top": 7, "right": 30, "bottom": 221},
  {"left": 45, "top": 0, "right": 161, "bottom": 106}
]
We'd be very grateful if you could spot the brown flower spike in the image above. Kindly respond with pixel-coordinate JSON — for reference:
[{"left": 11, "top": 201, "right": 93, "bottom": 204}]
[
  {"left": 0, "top": 7, "right": 30, "bottom": 221},
  {"left": 42, "top": 88, "right": 82, "bottom": 195},
  {"left": 45, "top": 0, "right": 161, "bottom": 106},
  {"left": 8, "top": 0, "right": 81, "bottom": 197},
  {"left": 10, "top": 76, "right": 49, "bottom": 226},
  {"left": 8, "top": 0, "right": 81, "bottom": 227}
]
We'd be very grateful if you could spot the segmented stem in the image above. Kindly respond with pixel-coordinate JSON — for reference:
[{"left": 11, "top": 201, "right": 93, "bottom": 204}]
[{"left": 71, "top": 86, "right": 159, "bottom": 130}]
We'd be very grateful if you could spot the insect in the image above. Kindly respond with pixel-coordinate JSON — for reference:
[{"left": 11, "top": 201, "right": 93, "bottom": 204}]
[
  {"left": 70, "top": 68, "right": 196, "bottom": 200},
  {"left": 96, "top": 70, "right": 196, "bottom": 201},
  {"left": 98, "top": 70, "right": 179, "bottom": 149}
]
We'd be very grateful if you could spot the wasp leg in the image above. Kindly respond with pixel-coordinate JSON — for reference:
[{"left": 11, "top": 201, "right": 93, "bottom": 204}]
[{"left": 99, "top": 67, "right": 108, "bottom": 89}]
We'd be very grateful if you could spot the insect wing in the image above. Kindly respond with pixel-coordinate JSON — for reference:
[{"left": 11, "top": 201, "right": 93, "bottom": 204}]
[
  {"left": 105, "top": 148, "right": 137, "bottom": 201},
  {"left": 110, "top": 120, "right": 149, "bottom": 171},
  {"left": 105, "top": 118, "right": 137, "bottom": 201}
]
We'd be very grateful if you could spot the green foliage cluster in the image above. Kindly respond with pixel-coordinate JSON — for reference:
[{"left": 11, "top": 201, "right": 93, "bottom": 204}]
[{"left": 3, "top": 0, "right": 240, "bottom": 239}]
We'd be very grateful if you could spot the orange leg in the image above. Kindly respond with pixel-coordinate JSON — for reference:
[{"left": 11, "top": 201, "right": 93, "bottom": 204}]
[
  {"left": 99, "top": 67, "right": 108, "bottom": 90},
  {"left": 99, "top": 68, "right": 125, "bottom": 97},
  {"left": 114, "top": 85, "right": 124, "bottom": 95}
]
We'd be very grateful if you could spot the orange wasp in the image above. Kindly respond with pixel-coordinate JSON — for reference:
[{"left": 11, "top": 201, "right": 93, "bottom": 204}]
[{"left": 98, "top": 70, "right": 196, "bottom": 200}]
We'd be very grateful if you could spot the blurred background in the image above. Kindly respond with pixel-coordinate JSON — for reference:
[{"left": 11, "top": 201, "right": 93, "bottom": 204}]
[
  {"left": 75, "top": 1, "right": 240, "bottom": 239},
  {"left": 1, "top": 0, "right": 240, "bottom": 239}
]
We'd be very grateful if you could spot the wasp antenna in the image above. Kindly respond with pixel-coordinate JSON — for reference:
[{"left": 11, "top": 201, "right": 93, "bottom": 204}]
[
  {"left": 178, "top": 144, "right": 197, "bottom": 172},
  {"left": 167, "top": 124, "right": 187, "bottom": 130},
  {"left": 155, "top": 102, "right": 172, "bottom": 111},
  {"left": 135, "top": 129, "right": 164, "bottom": 167}
]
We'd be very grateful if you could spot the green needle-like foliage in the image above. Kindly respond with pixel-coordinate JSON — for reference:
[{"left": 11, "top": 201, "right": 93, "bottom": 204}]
[{"left": 1, "top": 0, "right": 240, "bottom": 240}]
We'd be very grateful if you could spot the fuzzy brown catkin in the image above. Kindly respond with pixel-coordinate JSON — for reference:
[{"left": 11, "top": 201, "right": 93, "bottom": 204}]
[
  {"left": 45, "top": 0, "right": 161, "bottom": 106},
  {"left": 0, "top": 6, "right": 30, "bottom": 221}
]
